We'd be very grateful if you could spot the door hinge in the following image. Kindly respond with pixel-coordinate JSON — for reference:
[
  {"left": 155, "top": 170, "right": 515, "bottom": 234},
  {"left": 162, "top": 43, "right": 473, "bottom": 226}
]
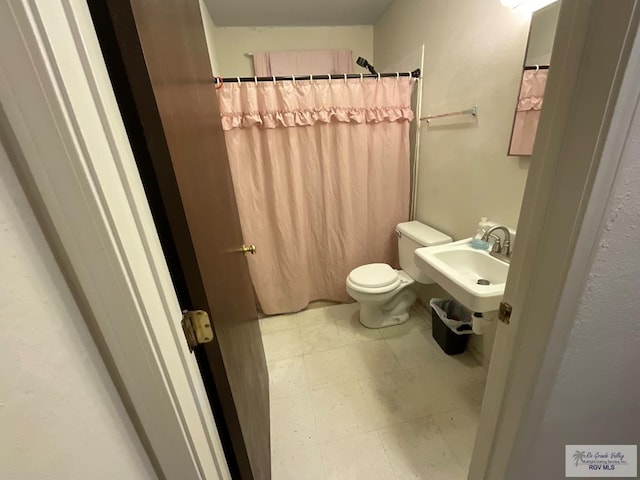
[
  {"left": 181, "top": 310, "right": 214, "bottom": 352},
  {"left": 499, "top": 302, "right": 513, "bottom": 325}
]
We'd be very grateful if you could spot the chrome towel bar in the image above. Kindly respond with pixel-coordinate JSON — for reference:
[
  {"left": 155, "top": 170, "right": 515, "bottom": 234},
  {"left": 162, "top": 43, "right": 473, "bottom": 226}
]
[{"left": 420, "top": 105, "right": 477, "bottom": 123}]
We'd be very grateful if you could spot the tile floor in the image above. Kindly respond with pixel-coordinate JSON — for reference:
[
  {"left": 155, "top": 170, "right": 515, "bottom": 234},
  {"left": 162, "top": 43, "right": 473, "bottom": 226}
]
[{"left": 260, "top": 302, "right": 487, "bottom": 480}]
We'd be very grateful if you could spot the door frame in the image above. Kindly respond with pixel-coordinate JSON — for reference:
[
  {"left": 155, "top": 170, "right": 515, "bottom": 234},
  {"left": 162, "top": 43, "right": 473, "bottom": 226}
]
[
  {"left": 470, "top": 1, "right": 640, "bottom": 478},
  {"left": 1, "top": 1, "right": 638, "bottom": 480},
  {"left": 0, "top": 1, "right": 230, "bottom": 479}
]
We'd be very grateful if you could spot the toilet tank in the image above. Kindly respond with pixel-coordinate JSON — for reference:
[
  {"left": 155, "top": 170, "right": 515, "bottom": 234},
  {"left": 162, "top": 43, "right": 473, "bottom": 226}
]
[{"left": 396, "top": 221, "right": 452, "bottom": 283}]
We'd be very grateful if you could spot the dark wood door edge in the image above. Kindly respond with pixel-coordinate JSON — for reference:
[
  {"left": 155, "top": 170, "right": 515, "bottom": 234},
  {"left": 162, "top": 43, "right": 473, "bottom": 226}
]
[{"left": 87, "top": 1, "right": 245, "bottom": 477}]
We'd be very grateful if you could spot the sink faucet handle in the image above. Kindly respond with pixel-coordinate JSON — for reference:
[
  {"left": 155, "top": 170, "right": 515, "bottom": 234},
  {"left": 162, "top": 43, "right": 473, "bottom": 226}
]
[
  {"left": 487, "top": 233, "right": 502, "bottom": 253},
  {"left": 502, "top": 240, "right": 512, "bottom": 256}
]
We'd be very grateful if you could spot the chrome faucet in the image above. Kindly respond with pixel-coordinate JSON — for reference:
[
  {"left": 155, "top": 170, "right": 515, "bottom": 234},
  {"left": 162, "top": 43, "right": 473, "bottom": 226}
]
[{"left": 481, "top": 225, "right": 512, "bottom": 263}]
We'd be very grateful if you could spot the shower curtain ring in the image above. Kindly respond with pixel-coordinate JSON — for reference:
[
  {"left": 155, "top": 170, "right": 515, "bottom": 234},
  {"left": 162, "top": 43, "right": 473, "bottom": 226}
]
[
  {"left": 360, "top": 73, "right": 363, "bottom": 82},
  {"left": 377, "top": 73, "right": 381, "bottom": 82},
  {"left": 310, "top": 74, "right": 313, "bottom": 83},
  {"left": 344, "top": 73, "right": 347, "bottom": 83},
  {"left": 254, "top": 76, "right": 257, "bottom": 84},
  {"left": 236, "top": 76, "right": 241, "bottom": 84},
  {"left": 396, "top": 72, "right": 400, "bottom": 80},
  {"left": 292, "top": 74, "right": 296, "bottom": 84},
  {"left": 535, "top": 64, "right": 539, "bottom": 71},
  {"left": 272, "top": 75, "right": 276, "bottom": 84}
]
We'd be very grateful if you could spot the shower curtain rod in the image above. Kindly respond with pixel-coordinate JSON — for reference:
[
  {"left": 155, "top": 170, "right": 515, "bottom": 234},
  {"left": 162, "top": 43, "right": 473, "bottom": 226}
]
[
  {"left": 214, "top": 68, "right": 421, "bottom": 83},
  {"left": 524, "top": 64, "right": 550, "bottom": 70}
]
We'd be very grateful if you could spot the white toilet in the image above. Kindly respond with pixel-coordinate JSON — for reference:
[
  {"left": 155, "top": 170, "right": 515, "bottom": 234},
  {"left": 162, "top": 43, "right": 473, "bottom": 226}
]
[{"left": 346, "top": 221, "right": 452, "bottom": 328}]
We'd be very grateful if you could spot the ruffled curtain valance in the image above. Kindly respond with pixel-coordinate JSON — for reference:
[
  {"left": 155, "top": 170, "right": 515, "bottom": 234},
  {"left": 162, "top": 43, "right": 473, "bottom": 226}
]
[
  {"left": 216, "top": 77, "right": 415, "bottom": 130},
  {"left": 516, "top": 70, "right": 548, "bottom": 112}
]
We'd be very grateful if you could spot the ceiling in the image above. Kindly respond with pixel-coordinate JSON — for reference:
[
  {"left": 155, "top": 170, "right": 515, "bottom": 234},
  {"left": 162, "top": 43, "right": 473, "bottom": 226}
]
[{"left": 204, "top": 0, "right": 396, "bottom": 26}]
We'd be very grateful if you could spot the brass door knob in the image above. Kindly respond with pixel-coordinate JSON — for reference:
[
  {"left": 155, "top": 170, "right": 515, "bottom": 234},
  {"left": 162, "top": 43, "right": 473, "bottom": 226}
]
[{"left": 237, "top": 244, "right": 257, "bottom": 255}]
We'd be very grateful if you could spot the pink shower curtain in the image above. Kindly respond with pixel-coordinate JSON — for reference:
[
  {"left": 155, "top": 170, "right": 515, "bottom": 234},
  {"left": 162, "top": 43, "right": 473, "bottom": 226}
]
[
  {"left": 510, "top": 69, "right": 549, "bottom": 155},
  {"left": 252, "top": 49, "right": 354, "bottom": 76},
  {"left": 217, "top": 77, "right": 414, "bottom": 314}
]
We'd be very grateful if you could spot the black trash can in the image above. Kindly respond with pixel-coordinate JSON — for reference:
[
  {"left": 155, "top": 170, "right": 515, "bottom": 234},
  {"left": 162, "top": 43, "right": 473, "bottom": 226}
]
[{"left": 430, "top": 298, "right": 473, "bottom": 355}]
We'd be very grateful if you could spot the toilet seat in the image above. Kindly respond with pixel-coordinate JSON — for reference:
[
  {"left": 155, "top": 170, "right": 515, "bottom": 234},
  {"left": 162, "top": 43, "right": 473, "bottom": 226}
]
[{"left": 347, "top": 263, "right": 402, "bottom": 293}]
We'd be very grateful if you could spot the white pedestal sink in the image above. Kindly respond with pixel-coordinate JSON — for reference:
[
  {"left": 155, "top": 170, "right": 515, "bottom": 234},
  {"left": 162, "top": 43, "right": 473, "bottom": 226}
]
[{"left": 415, "top": 238, "right": 509, "bottom": 312}]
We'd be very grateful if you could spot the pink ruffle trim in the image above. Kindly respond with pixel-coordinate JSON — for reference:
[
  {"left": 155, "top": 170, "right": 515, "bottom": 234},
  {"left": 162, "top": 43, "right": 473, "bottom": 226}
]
[
  {"left": 517, "top": 95, "right": 544, "bottom": 112},
  {"left": 221, "top": 106, "right": 414, "bottom": 130}
]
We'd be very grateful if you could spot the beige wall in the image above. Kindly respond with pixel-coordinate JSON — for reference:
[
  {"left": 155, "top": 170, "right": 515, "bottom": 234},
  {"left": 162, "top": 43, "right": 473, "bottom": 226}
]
[
  {"left": 526, "top": 2, "right": 561, "bottom": 65},
  {"left": 200, "top": 0, "right": 221, "bottom": 75},
  {"left": 375, "top": 0, "right": 532, "bottom": 240},
  {"left": 213, "top": 25, "right": 374, "bottom": 77},
  {"left": 0, "top": 141, "right": 157, "bottom": 480}
]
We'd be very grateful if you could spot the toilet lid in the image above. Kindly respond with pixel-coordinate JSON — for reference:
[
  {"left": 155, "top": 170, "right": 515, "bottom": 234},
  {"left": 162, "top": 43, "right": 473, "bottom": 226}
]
[{"left": 348, "top": 263, "right": 399, "bottom": 288}]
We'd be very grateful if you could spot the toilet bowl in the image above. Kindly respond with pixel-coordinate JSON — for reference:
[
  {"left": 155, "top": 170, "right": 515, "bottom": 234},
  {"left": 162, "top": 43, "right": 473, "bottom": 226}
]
[
  {"left": 346, "top": 221, "right": 452, "bottom": 329},
  {"left": 347, "top": 264, "right": 417, "bottom": 328}
]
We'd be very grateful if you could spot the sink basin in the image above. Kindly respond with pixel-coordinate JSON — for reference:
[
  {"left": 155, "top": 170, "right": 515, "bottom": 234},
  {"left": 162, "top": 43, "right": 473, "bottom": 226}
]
[{"left": 414, "top": 239, "right": 509, "bottom": 312}]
